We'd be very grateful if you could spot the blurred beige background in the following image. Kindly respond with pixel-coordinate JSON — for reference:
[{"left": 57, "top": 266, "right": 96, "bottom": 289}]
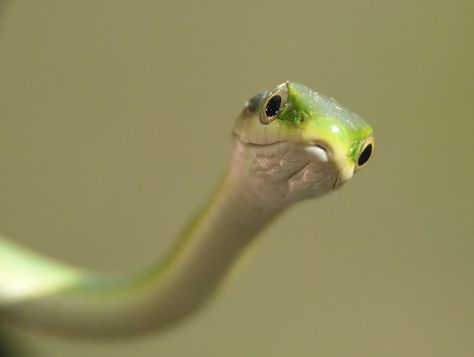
[{"left": 0, "top": 0, "right": 472, "bottom": 356}]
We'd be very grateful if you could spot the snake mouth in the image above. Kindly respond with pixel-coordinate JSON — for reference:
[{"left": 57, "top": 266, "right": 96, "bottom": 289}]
[
  {"left": 233, "top": 132, "right": 350, "bottom": 189},
  {"left": 304, "top": 143, "right": 331, "bottom": 162},
  {"left": 232, "top": 131, "right": 333, "bottom": 154},
  {"left": 232, "top": 131, "right": 288, "bottom": 149}
]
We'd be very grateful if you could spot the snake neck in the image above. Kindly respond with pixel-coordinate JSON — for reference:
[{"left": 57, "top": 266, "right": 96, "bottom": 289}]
[
  {"left": 3, "top": 140, "right": 293, "bottom": 337},
  {"left": 3, "top": 137, "right": 338, "bottom": 337}
]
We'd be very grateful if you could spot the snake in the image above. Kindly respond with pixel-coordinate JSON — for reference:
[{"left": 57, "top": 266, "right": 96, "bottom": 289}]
[{"left": 0, "top": 82, "right": 374, "bottom": 338}]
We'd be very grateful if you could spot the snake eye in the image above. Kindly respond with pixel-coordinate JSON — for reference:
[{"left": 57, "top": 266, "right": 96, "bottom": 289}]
[
  {"left": 244, "top": 92, "right": 267, "bottom": 115},
  {"left": 260, "top": 83, "right": 288, "bottom": 125},
  {"left": 358, "top": 144, "right": 372, "bottom": 166},
  {"left": 265, "top": 95, "right": 281, "bottom": 117},
  {"left": 355, "top": 137, "right": 375, "bottom": 170}
]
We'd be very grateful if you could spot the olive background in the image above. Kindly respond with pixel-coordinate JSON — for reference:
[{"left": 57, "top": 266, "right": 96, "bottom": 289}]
[{"left": 0, "top": 1, "right": 472, "bottom": 356}]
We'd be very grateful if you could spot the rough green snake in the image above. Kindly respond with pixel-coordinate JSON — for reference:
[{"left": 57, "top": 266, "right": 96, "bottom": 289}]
[{"left": 0, "top": 82, "right": 374, "bottom": 338}]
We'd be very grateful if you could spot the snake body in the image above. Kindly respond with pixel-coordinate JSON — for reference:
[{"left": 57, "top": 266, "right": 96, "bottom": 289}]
[{"left": 0, "top": 82, "right": 374, "bottom": 337}]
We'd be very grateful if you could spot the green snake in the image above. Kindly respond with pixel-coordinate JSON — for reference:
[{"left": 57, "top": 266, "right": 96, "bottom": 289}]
[{"left": 0, "top": 82, "right": 374, "bottom": 337}]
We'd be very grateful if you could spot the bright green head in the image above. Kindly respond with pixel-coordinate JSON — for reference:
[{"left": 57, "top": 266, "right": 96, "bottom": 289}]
[{"left": 233, "top": 81, "right": 374, "bottom": 187}]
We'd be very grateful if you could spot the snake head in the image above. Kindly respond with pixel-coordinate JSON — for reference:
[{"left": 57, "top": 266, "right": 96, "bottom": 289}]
[{"left": 232, "top": 82, "right": 374, "bottom": 202}]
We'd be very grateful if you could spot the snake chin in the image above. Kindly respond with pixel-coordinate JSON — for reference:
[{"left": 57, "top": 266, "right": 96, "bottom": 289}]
[
  {"left": 231, "top": 138, "right": 342, "bottom": 203},
  {"left": 286, "top": 159, "right": 341, "bottom": 199}
]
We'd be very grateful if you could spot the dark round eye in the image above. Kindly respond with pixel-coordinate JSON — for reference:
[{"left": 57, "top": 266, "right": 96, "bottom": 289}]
[
  {"left": 357, "top": 143, "right": 372, "bottom": 166},
  {"left": 265, "top": 95, "right": 282, "bottom": 118},
  {"left": 260, "top": 83, "right": 288, "bottom": 125},
  {"left": 244, "top": 92, "right": 267, "bottom": 115}
]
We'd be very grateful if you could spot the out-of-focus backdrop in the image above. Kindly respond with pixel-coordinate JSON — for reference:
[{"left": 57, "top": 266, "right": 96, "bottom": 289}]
[{"left": 0, "top": 1, "right": 472, "bottom": 356}]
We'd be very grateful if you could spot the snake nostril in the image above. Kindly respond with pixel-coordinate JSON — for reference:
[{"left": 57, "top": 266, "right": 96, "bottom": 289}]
[{"left": 357, "top": 143, "right": 372, "bottom": 166}]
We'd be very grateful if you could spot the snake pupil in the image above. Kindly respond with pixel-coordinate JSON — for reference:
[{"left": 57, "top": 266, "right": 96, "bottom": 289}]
[
  {"left": 265, "top": 95, "right": 282, "bottom": 118},
  {"left": 358, "top": 144, "right": 372, "bottom": 166}
]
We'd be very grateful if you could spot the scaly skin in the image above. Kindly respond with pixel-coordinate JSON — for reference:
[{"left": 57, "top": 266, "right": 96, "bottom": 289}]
[{"left": 0, "top": 82, "right": 374, "bottom": 338}]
